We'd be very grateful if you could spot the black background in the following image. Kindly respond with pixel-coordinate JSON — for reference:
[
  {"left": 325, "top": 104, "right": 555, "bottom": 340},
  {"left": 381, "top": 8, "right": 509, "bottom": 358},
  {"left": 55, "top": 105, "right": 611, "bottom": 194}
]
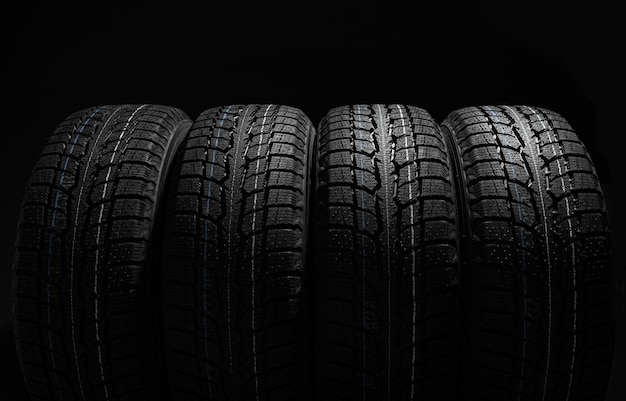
[{"left": 1, "top": 1, "right": 624, "bottom": 400}]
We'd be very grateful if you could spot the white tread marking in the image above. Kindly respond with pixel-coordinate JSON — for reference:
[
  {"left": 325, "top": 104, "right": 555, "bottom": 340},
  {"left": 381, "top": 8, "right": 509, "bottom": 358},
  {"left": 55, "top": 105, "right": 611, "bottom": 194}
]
[
  {"left": 250, "top": 104, "right": 272, "bottom": 401},
  {"left": 527, "top": 107, "right": 577, "bottom": 401},
  {"left": 226, "top": 106, "right": 251, "bottom": 374},
  {"left": 375, "top": 104, "right": 393, "bottom": 401},
  {"left": 397, "top": 105, "right": 417, "bottom": 401},
  {"left": 503, "top": 105, "right": 553, "bottom": 399},
  {"left": 93, "top": 104, "right": 146, "bottom": 400},
  {"left": 69, "top": 107, "right": 121, "bottom": 401}
]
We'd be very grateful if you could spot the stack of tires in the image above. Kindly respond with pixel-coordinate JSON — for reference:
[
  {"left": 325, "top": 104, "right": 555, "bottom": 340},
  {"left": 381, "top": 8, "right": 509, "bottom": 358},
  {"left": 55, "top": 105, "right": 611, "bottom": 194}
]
[{"left": 12, "top": 103, "right": 615, "bottom": 401}]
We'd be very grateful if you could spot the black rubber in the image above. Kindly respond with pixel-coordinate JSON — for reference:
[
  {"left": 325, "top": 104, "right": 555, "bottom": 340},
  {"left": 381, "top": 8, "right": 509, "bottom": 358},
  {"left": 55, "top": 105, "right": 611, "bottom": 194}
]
[
  {"left": 443, "top": 105, "right": 615, "bottom": 401},
  {"left": 161, "top": 104, "right": 315, "bottom": 401},
  {"left": 12, "top": 105, "right": 192, "bottom": 401},
  {"left": 313, "top": 104, "right": 460, "bottom": 401}
]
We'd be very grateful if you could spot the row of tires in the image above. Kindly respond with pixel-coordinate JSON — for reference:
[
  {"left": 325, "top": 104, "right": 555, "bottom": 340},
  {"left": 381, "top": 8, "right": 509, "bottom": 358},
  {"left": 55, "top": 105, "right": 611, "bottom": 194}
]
[{"left": 12, "top": 104, "right": 614, "bottom": 401}]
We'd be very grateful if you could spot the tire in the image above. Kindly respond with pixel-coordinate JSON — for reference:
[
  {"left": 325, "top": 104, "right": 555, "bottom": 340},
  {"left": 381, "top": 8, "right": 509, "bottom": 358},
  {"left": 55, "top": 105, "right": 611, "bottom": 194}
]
[
  {"left": 313, "top": 104, "right": 461, "bottom": 401},
  {"left": 161, "top": 104, "right": 315, "bottom": 401},
  {"left": 442, "top": 105, "right": 615, "bottom": 401},
  {"left": 12, "top": 105, "right": 192, "bottom": 401}
]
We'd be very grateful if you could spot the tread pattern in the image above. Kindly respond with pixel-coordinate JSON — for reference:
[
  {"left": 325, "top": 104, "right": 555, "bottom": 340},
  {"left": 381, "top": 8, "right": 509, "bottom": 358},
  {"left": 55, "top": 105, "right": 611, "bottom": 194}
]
[
  {"left": 12, "top": 105, "right": 192, "bottom": 401},
  {"left": 443, "top": 105, "right": 614, "bottom": 401},
  {"left": 314, "top": 104, "right": 460, "bottom": 401},
  {"left": 162, "top": 104, "right": 314, "bottom": 401}
]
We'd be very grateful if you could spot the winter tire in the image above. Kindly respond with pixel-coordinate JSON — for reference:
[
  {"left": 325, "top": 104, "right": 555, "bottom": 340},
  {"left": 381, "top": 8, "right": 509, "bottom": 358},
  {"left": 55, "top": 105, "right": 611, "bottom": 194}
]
[
  {"left": 161, "top": 104, "right": 315, "bottom": 401},
  {"left": 313, "top": 104, "right": 461, "bottom": 401},
  {"left": 12, "top": 105, "right": 192, "bottom": 401},
  {"left": 442, "top": 105, "right": 615, "bottom": 401}
]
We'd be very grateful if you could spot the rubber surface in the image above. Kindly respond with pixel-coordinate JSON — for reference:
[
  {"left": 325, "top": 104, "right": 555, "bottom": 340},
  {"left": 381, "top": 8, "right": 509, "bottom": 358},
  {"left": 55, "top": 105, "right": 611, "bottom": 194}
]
[
  {"left": 313, "top": 104, "right": 460, "bottom": 401},
  {"left": 161, "top": 104, "right": 315, "bottom": 401},
  {"left": 12, "top": 105, "right": 192, "bottom": 401},
  {"left": 443, "top": 105, "right": 614, "bottom": 401}
]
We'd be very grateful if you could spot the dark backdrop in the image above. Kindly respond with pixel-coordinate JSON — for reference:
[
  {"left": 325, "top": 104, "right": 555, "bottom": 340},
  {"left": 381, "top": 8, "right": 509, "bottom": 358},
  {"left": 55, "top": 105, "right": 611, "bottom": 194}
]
[{"left": 1, "top": 2, "right": 624, "bottom": 400}]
